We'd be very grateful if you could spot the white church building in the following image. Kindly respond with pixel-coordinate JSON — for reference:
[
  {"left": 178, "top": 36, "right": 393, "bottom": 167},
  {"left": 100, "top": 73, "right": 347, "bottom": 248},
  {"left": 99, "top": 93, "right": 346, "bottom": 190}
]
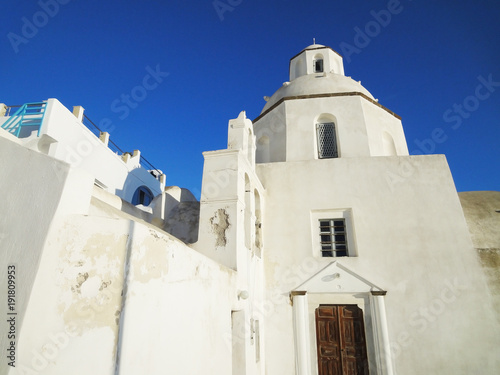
[{"left": 1, "top": 43, "right": 499, "bottom": 375}]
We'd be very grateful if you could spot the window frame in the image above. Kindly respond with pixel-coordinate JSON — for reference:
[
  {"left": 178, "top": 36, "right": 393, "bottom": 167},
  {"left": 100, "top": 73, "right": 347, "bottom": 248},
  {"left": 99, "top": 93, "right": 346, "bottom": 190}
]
[
  {"left": 314, "top": 58, "right": 324, "bottom": 73},
  {"left": 311, "top": 209, "right": 357, "bottom": 258},
  {"left": 319, "top": 218, "right": 348, "bottom": 257},
  {"left": 132, "top": 185, "right": 154, "bottom": 206},
  {"left": 316, "top": 122, "right": 338, "bottom": 159}
]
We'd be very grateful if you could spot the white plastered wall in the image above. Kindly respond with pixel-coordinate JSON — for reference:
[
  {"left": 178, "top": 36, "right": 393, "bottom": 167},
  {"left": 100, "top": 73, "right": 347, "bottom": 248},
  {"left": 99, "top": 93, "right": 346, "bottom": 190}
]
[
  {"left": 285, "top": 96, "right": 369, "bottom": 160},
  {"left": 10, "top": 188, "right": 239, "bottom": 375},
  {"left": 193, "top": 112, "right": 266, "bottom": 374},
  {"left": 256, "top": 155, "right": 500, "bottom": 375},
  {"left": 0, "top": 134, "right": 93, "bottom": 375},
  {"left": 0, "top": 128, "right": 241, "bottom": 375},
  {"left": 255, "top": 96, "right": 398, "bottom": 163},
  {"left": 254, "top": 104, "right": 287, "bottom": 163},
  {"left": 360, "top": 99, "right": 409, "bottom": 156}
]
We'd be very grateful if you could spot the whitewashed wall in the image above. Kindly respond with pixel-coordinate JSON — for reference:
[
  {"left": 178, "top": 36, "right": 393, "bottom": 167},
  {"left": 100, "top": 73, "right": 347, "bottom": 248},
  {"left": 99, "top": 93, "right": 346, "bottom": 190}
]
[
  {"left": 255, "top": 95, "right": 409, "bottom": 164},
  {"left": 9, "top": 192, "right": 239, "bottom": 375},
  {"left": 0, "top": 131, "right": 240, "bottom": 375},
  {"left": 256, "top": 155, "right": 500, "bottom": 374},
  {"left": 0, "top": 135, "right": 91, "bottom": 375}
]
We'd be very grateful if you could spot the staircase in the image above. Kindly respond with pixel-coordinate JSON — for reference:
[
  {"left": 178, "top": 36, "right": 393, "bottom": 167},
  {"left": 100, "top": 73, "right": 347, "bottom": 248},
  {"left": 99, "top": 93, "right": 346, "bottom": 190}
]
[{"left": 1, "top": 102, "right": 47, "bottom": 138}]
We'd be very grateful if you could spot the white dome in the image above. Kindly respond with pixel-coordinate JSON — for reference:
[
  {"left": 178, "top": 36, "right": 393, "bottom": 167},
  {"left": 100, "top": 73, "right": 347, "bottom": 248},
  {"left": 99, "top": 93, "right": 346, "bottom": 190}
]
[
  {"left": 261, "top": 72, "right": 374, "bottom": 114},
  {"left": 303, "top": 43, "right": 325, "bottom": 50}
]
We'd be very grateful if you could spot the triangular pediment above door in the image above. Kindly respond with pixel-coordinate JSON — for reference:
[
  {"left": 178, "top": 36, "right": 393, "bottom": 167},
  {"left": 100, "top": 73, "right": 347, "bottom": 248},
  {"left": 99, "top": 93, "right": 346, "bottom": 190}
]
[{"left": 292, "top": 261, "right": 385, "bottom": 294}]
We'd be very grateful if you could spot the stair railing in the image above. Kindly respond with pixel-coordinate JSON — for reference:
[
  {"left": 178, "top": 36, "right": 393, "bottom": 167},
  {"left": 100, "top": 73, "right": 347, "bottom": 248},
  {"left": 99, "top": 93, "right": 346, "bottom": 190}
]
[{"left": 1, "top": 102, "right": 47, "bottom": 138}]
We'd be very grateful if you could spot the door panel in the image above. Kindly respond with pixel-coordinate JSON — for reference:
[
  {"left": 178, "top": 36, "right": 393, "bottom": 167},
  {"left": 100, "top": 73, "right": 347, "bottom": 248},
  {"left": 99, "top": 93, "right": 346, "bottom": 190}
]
[
  {"left": 315, "top": 305, "right": 369, "bottom": 375},
  {"left": 316, "top": 306, "right": 342, "bottom": 374}
]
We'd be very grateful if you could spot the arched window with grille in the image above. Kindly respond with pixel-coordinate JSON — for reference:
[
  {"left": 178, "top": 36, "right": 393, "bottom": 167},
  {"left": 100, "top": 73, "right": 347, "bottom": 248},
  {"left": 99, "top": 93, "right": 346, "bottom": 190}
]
[{"left": 316, "top": 122, "right": 338, "bottom": 158}]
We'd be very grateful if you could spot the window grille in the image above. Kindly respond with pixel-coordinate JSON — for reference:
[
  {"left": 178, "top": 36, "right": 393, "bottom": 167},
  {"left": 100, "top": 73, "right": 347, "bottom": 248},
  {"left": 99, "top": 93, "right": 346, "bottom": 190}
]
[
  {"left": 316, "top": 122, "right": 338, "bottom": 158},
  {"left": 319, "top": 219, "right": 348, "bottom": 257}
]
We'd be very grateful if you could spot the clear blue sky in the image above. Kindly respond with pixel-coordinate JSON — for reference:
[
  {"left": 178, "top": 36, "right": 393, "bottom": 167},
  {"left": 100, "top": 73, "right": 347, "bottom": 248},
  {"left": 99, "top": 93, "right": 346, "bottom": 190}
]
[{"left": 2, "top": 0, "right": 499, "bottom": 197}]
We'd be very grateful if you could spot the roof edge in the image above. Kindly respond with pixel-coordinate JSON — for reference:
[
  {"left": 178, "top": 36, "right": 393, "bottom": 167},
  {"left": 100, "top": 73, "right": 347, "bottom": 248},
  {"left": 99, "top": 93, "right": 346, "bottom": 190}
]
[
  {"left": 253, "top": 92, "right": 401, "bottom": 123},
  {"left": 289, "top": 45, "right": 343, "bottom": 61}
]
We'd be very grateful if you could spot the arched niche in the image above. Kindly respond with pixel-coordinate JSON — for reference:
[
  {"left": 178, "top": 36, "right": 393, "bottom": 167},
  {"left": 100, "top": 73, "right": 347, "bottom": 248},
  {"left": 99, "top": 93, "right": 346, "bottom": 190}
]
[
  {"left": 244, "top": 174, "right": 252, "bottom": 250},
  {"left": 294, "top": 58, "right": 306, "bottom": 80},
  {"left": 254, "top": 189, "right": 262, "bottom": 257},
  {"left": 256, "top": 134, "right": 270, "bottom": 163},
  {"left": 247, "top": 127, "right": 255, "bottom": 167},
  {"left": 382, "top": 131, "right": 397, "bottom": 156}
]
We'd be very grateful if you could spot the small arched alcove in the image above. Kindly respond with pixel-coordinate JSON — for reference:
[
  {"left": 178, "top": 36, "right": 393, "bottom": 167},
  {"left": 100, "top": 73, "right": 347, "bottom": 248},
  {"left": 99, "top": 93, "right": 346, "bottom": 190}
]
[
  {"left": 247, "top": 128, "right": 255, "bottom": 167},
  {"left": 382, "top": 131, "right": 397, "bottom": 156},
  {"left": 132, "top": 185, "right": 154, "bottom": 206},
  {"left": 244, "top": 174, "right": 252, "bottom": 250},
  {"left": 256, "top": 134, "right": 270, "bottom": 163},
  {"left": 294, "top": 58, "right": 306, "bottom": 80},
  {"left": 254, "top": 189, "right": 262, "bottom": 257}
]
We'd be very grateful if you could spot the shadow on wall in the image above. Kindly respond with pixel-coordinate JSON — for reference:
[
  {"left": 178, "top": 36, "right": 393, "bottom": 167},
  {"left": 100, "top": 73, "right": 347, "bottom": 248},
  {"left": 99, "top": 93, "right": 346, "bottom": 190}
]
[
  {"left": 159, "top": 186, "right": 200, "bottom": 244},
  {"left": 459, "top": 191, "right": 500, "bottom": 322},
  {"left": 115, "top": 165, "right": 162, "bottom": 205},
  {"left": 112, "top": 165, "right": 200, "bottom": 244},
  {"left": 0, "top": 136, "right": 73, "bottom": 366}
]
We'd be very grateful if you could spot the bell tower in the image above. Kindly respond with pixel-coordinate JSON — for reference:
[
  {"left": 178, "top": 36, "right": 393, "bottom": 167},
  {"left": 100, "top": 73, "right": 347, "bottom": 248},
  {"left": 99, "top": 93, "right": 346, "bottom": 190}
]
[
  {"left": 253, "top": 43, "right": 409, "bottom": 164},
  {"left": 289, "top": 43, "right": 345, "bottom": 80}
]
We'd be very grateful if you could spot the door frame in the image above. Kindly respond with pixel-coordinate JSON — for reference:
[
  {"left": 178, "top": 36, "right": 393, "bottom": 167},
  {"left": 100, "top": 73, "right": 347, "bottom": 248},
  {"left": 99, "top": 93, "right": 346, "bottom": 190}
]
[{"left": 290, "top": 261, "right": 394, "bottom": 375}]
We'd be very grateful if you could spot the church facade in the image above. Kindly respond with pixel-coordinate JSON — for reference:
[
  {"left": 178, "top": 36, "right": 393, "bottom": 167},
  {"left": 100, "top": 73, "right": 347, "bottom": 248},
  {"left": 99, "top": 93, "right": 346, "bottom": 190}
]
[{"left": 1, "top": 43, "right": 499, "bottom": 375}]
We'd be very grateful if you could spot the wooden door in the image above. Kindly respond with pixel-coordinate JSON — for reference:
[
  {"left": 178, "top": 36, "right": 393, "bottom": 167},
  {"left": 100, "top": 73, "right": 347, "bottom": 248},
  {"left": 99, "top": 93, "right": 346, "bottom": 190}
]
[{"left": 315, "top": 305, "right": 369, "bottom": 375}]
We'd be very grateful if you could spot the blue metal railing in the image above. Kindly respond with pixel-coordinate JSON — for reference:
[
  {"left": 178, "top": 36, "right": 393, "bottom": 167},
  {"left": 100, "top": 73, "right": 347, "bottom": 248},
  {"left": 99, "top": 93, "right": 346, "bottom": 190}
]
[
  {"left": 1, "top": 102, "right": 163, "bottom": 179},
  {"left": 1, "top": 102, "right": 47, "bottom": 138},
  {"left": 3, "top": 105, "right": 21, "bottom": 117},
  {"left": 82, "top": 114, "right": 162, "bottom": 178}
]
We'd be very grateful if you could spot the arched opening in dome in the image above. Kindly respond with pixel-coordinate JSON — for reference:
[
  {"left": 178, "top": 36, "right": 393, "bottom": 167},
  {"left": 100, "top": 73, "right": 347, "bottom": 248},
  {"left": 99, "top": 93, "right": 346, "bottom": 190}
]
[{"left": 313, "top": 53, "right": 324, "bottom": 73}]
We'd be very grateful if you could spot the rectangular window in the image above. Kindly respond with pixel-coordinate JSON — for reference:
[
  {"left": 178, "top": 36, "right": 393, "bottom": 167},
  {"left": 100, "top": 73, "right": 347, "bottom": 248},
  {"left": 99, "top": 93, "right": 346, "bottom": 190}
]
[
  {"left": 316, "top": 122, "right": 338, "bottom": 159},
  {"left": 314, "top": 59, "right": 324, "bottom": 73},
  {"left": 319, "top": 219, "right": 348, "bottom": 257}
]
